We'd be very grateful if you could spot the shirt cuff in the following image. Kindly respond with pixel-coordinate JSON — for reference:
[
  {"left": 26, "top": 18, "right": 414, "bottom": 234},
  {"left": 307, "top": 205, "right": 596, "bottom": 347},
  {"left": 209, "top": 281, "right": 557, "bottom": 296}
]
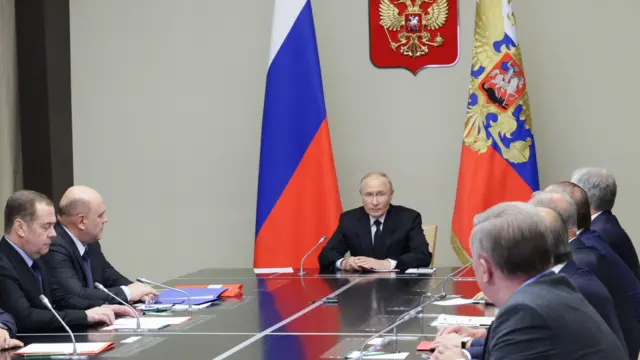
[
  {"left": 121, "top": 285, "right": 131, "bottom": 301},
  {"left": 387, "top": 259, "right": 397, "bottom": 269},
  {"left": 0, "top": 323, "right": 11, "bottom": 338},
  {"left": 336, "top": 258, "right": 344, "bottom": 270},
  {"left": 462, "top": 350, "right": 472, "bottom": 360}
]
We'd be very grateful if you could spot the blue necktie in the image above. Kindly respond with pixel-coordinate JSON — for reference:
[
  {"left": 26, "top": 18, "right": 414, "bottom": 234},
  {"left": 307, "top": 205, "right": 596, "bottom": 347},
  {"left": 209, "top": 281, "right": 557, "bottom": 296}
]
[
  {"left": 30, "top": 262, "right": 43, "bottom": 292},
  {"left": 82, "top": 250, "right": 94, "bottom": 289}
]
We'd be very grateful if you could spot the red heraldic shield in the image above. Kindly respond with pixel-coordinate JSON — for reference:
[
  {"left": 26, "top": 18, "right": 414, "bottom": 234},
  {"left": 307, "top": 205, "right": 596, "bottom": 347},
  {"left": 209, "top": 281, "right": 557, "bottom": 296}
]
[{"left": 369, "top": 0, "right": 459, "bottom": 74}]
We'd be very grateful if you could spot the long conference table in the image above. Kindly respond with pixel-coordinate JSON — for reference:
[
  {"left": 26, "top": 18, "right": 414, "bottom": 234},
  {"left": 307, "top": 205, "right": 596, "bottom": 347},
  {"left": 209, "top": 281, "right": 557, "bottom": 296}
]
[{"left": 7, "top": 266, "right": 493, "bottom": 360}]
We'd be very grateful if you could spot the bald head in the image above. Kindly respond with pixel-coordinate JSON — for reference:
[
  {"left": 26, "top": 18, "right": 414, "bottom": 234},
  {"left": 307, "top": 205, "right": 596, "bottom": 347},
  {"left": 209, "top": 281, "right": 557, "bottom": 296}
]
[
  {"left": 58, "top": 186, "right": 108, "bottom": 243},
  {"left": 529, "top": 191, "right": 577, "bottom": 230},
  {"left": 545, "top": 182, "right": 591, "bottom": 230},
  {"left": 536, "top": 207, "right": 572, "bottom": 265}
]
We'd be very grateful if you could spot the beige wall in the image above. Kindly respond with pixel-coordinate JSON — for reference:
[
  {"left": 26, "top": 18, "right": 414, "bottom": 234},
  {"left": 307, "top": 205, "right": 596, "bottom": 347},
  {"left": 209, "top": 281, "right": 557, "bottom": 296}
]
[
  {"left": 0, "top": 0, "right": 19, "bottom": 233},
  {"left": 69, "top": 0, "right": 640, "bottom": 281}
]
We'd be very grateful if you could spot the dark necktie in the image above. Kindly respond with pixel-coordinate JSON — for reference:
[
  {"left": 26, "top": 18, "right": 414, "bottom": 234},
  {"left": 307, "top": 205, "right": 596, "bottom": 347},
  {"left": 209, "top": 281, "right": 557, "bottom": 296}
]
[
  {"left": 373, "top": 220, "right": 382, "bottom": 245},
  {"left": 30, "top": 262, "right": 43, "bottom": 292},
  {"left": 82, "top": 250, "right": 94, "bottom": 289}
]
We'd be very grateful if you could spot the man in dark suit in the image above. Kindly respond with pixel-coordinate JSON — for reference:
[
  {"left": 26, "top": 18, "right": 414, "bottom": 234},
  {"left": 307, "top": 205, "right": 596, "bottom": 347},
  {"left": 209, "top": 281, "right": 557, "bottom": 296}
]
[
  {"left": 438, "top": 200, "right": 630, "bottom": 359},
  {"left": 317, "top": 172, "right": 431, "bottom": 272},
  {"left": 41, "top": 186, "right": 157, "bottom": 307},
  {"left": 0, "top": 310, "right": 21, "bottom": 350},
  {"left": 431, "top": 202, "right": 625, "bottom": 360},
  {"left": 0, "top": 190, "right": 133, "bottom": 333},
  {"left": 571, "top": 167, "right": 640, "bottom": 279}
]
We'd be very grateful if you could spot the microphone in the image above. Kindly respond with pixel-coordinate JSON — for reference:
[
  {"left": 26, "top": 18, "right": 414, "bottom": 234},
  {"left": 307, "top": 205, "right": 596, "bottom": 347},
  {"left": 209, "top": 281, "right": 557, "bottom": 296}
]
[
  {"left": 137, "top": 277, "right": 192, "bottom": 313},
  {"left": 357, "top": 292, "right": 447, "bottom": 359},
  {"left": 94, "top": 282, "right": 141, "bottom": 331},
  {"left": 39, "top": 295, "right": 88, "bottom": 359},
  {"left": 299, "top": 235, "right": 327, "bottom": 276},
  {"left": 441, "top": 261, "right": 473, "bottom": 295}
]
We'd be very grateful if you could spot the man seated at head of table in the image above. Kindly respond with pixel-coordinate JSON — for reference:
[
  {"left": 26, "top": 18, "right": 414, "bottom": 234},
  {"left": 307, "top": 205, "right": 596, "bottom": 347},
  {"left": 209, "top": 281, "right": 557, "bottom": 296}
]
[
  {"left": 430, "top": 201, "right": 626, "bottom": 360},
  {"left": 317, "top": 172, "right": 432, "bottom": 272},
  {"left": 0, "top": 190, "right": 135, "bottom": 333}
]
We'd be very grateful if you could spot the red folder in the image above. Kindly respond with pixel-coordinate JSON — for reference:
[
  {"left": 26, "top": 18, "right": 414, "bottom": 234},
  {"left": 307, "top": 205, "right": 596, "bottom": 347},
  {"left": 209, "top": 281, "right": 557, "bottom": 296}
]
[{"left": 174, "top": 284, "right": 243, "bottom": 297}]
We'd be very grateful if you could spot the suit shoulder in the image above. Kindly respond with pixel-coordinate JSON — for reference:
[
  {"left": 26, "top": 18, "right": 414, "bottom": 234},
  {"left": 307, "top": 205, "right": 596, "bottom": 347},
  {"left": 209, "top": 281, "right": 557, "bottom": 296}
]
[{"left": 340, "top": 207, "right": 365, "bottom": 220}]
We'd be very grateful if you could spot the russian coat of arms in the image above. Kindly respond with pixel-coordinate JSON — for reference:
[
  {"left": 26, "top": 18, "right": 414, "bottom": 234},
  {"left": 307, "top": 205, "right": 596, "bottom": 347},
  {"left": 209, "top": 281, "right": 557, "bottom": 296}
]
[{"left": 369, "top": 0, "right": 459, "bottom": 74}]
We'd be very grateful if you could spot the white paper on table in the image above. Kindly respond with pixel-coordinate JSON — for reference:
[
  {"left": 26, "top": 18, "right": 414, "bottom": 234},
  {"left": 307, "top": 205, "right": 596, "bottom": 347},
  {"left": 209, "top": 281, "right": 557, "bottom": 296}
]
[
  {"left": 405, "top": 268, "right": 435, "bottom": 274},
  {"left": 433, "top": 298, "right": 483, "bottom": 306},
  {"left": 430, "top": 314, "right": 494, "bottom": 327},
  {"left": 346, "top": 351, "right": 409, "bottom": 359},
  {"left": 171, "top": 302, "right": 215, "bottom": 311},
  {"left": 253, "top": 267, "right": 294, "bottom": 274},
  {"left": 121, "top": 336, "right": 141, "bottom": 343},
  {"left": 15, "top": 342, "right": 113, "bottom": 355},
  {"left": 101, "top": 316, "right": 191, "bottom": 330}
]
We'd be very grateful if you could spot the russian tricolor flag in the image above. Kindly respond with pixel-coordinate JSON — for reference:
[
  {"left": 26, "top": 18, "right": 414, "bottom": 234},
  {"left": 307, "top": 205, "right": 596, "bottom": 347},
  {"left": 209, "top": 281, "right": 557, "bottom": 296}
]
[{"left": 254, "top": 0, "right": 342, "bottom": 268}]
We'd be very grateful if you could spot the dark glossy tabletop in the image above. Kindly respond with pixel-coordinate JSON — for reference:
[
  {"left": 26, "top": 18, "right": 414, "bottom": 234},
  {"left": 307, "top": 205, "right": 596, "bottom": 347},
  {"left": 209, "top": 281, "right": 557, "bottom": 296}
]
[{"left": 7, "top": 266, "right": 488, "bottom": 360}]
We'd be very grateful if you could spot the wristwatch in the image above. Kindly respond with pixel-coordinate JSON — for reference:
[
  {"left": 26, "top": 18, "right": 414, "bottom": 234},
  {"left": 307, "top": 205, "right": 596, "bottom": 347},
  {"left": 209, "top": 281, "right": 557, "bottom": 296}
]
[{"left": 461, "top": 336, "right": 473, "bottom": 349}]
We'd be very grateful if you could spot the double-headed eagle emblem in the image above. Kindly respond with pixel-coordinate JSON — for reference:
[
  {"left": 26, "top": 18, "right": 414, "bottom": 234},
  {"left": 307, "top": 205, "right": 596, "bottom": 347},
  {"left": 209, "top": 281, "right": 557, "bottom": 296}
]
[{"left": 378, "top": 0, "right": 449, "bottom": 58}]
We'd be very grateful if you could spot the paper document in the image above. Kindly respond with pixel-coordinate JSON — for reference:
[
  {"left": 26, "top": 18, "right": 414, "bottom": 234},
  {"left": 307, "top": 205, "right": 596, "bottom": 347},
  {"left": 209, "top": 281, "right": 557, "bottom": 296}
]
[
  {"left": 430, "top": 314, "right": 494, "bottom": 327},
  {"left": 101, "top": 316, "right": 191, "bottom": 330},
  {"left": 345, "top": 351, "right": 409, "bottom": 359},
  {"left": 405, "top": 268, "right": 435, "bottom": 274},
  {"left": 15, "top": 342, "right": 114, "bottom": 355},
  {"left": 433, "top": 298, "right": 483, "bottom": 306},
  {"left": 253, "top": 267, "right": 294, "bottom": 274}
]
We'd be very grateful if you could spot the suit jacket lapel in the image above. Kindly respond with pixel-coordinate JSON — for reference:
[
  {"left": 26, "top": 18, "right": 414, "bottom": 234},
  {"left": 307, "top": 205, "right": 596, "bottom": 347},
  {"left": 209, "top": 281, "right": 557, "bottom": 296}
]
[
  {"left": 0, "top": 238, "right": 42, "bottom": 296},
  {"left": 357, "top": 208, "right": 375, "bottom": 257},
  {"left": 374, "top": 205, "right": 398, "bottom": 259},
  {"left": 55, "top": 223, "right": 90, "bottom": 285}
]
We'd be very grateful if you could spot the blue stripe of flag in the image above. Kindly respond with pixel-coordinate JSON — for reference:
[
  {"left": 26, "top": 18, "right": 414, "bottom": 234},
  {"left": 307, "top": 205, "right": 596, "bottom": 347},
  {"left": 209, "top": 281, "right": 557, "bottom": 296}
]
[{"left": 255, "top": 0, "right": 327, "bottom": 237}]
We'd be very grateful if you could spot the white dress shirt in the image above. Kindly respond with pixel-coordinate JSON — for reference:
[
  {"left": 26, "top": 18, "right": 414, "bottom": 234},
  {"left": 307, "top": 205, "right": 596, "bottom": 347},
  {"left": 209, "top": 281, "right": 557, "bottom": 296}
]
[
  {"left": 336, "top": 213, "right": 397, "bottom": 270},
  {"left": 591, "top": 212, "right": 602, "bottom": 221},
  {"left": 61, "top": 225, "right": 130, "bottom": 300},
  {"left": 551, "top": 262, "right": 567, "bottom": 274}
]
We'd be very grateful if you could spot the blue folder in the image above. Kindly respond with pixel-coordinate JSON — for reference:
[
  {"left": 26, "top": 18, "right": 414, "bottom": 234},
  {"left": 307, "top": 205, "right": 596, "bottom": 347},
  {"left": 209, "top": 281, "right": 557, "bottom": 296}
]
[{"left": 155, "top": 287, "right": 227, "bottom": 305}]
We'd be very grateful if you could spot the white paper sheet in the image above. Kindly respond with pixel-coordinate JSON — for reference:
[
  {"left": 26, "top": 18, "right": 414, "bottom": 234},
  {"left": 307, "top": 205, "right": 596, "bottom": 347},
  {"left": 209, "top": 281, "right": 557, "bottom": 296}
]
[
  {"left": 15, "top": 342, "right": 113, "bottom": 355},
  {"left": 101, "top": 316, "right": 191, "bottom": 330},
  {"left": 433, "top": 298, "right": 483, "bottom": 306},
  {"left": 346, "top": 351, "right": 409, "bottom": 359},
  {"left": 253, "top": 267, "right": 294, "bottom": 274},
  {"left": 405, "top": 268, "right": 435, "bottom": 274},
  {"left": 121, "top": 336, "right": 141, "bottom": 343},
  {"left": 430, "top": 314, "right": 494, "bottom": 327}
]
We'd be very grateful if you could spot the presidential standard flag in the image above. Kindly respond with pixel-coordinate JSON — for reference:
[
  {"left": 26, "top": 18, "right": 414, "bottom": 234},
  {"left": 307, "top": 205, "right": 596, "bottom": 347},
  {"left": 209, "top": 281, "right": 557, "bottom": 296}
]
[{"left": 451, "top": 0, "right": 540, "bottom": 263}]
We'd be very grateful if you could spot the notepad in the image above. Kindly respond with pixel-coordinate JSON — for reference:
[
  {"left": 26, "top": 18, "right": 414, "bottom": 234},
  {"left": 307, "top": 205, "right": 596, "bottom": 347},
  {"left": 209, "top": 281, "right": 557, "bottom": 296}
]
[
  {"left": 430, "top": 314, "right": 494, "bottom": 327},
  {"left": 175, "top": 284, "right": 243, "bottom": 297},
  {"left": 15, "top": 342, "right": 115, "bottom": 355},
  {"left": 101, "top": 316, "right": 191, "bottom": 330},
  {"left": 156, "top": 288, "right": 226, "bottom": 305}
]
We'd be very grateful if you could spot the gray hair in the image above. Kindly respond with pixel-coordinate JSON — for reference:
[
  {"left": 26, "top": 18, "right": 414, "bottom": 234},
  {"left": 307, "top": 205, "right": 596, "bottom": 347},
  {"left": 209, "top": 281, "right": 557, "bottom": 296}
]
[
  {"left": 571, "top": 167, "right": 617, "bottom": 212},
  {"left": 529, "top": 190, "right": 578, "bottom": 230},
  {"left": 359, "top": 172, "right": 394, "bottom": 192},
  {"left": 471, "top": 202, "right": 553, "bottom": 277},
  {"left": 536, "top": 207, "right": 572, "bottom": 265}
]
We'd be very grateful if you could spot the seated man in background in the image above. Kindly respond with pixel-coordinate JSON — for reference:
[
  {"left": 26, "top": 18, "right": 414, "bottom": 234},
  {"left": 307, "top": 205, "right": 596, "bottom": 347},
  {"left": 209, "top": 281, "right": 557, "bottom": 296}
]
[
  {"left": 431, "top": 202, "right": 626, "bottom": 360},
  {"left": 0, "top": 190, "right": 133, "bottom": 333},
  {"left": 571, "top": 167, "right": 640, "bottom": 279},
  {"left": 318, "top": 172, "right": 431, "bottom": 272},
  {"left": 42, "top": 186, "right": 157, "bottom": 308},
  {"left": 437, "top": 197, "right": 629, "bottom": 359},
  {"left": 0, "top": 310, "right": 22, "bottom": 350}
]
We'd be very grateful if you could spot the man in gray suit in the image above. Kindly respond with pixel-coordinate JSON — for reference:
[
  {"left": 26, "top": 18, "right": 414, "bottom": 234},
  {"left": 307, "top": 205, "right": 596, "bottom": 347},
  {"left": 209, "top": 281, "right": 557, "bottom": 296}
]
[{"left": 432, "top": 202, "right": 626, "bottom": 360}]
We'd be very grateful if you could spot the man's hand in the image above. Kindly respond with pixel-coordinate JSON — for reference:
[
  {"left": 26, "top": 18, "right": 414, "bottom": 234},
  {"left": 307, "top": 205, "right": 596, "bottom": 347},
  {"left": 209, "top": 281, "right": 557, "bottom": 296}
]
[
  {"left": 341, "top": 257, "right": 360, "bottom": 272},
  {"left": 101, "top": 304, "right": 139, "bottom": 318},
  {"left": 86, "top": 307, "right": 116, "bottom": 325},
  {"left": 353, "top": 257, "right": 392, "bottom": 271},
  {"left": 127, "top": 282, "right": 159, "bottom": 302},
  {"left": 0, "top": 328, "right": 22, "bottom": 350},
  {"left": 431, "top": 343, "right": 466, "bottom": 360},
  {"left": 436, "top": 324, "right": 486, "bottom": 338},
  {"left": 431, "top": 333, "right": 464, "bottom": 349}
]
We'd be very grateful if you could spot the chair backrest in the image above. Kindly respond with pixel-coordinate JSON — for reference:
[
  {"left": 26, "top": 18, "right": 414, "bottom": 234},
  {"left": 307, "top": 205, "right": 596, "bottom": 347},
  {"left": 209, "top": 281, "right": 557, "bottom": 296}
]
[{"left": 423, "top": 224, "right": 438, "bottom": 267}]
